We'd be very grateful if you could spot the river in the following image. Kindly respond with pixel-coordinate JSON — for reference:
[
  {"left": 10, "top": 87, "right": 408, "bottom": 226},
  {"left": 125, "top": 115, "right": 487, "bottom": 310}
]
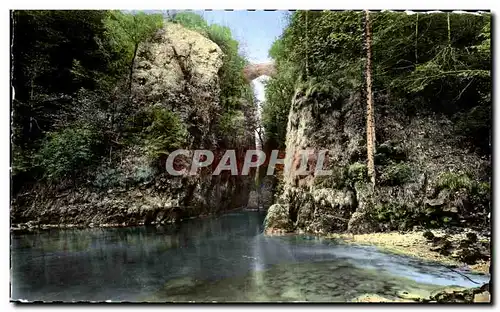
[{"left": 10, "top": 210, "right": 489, "bottom": 302}]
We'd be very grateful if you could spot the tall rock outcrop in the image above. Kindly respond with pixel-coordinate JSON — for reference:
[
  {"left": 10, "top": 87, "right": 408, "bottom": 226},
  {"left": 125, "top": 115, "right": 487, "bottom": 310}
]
[
  {"left": 11, "top": 22, "right": 256, "bottom": 228},
  {"left": 265, "top": 85, "right": 490, "bottom": 235}
]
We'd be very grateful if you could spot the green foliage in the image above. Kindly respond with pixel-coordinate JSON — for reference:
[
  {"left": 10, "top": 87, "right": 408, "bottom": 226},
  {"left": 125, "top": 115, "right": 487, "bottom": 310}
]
[
  {"left": 348, "top": 162, "right": 368, "bottom": 183},
  {"left": 274, "top": 11, "right": 364, "bottom": 87},
  {"left": 375, "top": 141, "right": 407, "bottom": 165},
  {"left": 261, "top": 55, "right": 295, "bottom": 148},
  {"left": 142, "top": 106, "right": 188, "bottom": 161},
  {"left": 371, "top": 202, "right": 416, "bottom": 231},
  {"left": 12, "top": 10, "right": 118, "bottom": 149},
  {"left": 133, "top": 164, "right": 156, "bottom": 182},
  {"left": 94, "top": 164, "right": 156, "bottom": 188},
  {"left": 436, "top": 172, "right": 474, "bottom": 192},
  {"left": 218, "top": 110, "right": 246, "bottom": 145},
  {"left": 265, "top": 11, "right": 491, "bottom": 153},
  {"left": 12, "top": 10, "right": 253, "bottom": 193},
  {"left": 379, "top": 162, "right": 414, "bottom": 186},
  {"left": 435, "top": 171, "right": 490, "bottom": 220},
  {"left": 172, "top": 11, "right": 207, "bottom": 33},
  {"left": 261, "top": 98, "right": 289, "bottom": 149},
  {"left": 208, "top": 23, "right": 251, "bottom": 110},
  {"left": 94, "top": 168, "right": 127, "bottom": 188},
  {"left": 35, "top": 125, "right": 102, "bottom": 181},
  {"left": 453, "top": 103, "right": 491, "bottom": 152},
  {"left": 314, "top": 166, "right": 348, "bottom": 189},
  {"left": 104, "top": 11, "right": 163, "bottom": 71},
  {"left": 370, "top": 200, "right": 464, "bottom": 231},
  {"left": 263, "top": 11, "right": 365, "bottom": 148},
  {"left": 12, "top": 144, "right": 33, "bottom": 177}
]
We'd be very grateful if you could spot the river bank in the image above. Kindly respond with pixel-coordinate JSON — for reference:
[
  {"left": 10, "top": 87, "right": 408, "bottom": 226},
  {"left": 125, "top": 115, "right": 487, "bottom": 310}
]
[
  {"left": 316, "top": 228, "right": 491, "bottom": 303},
  {"left": 11, "top": 210, "right": 490, "bottom": 303},
  {"left": 323, "top": 229, "right": 490, "bottom": 275},
  {"left": 10, "top": 205, "right": 252, "bottom": 233}
]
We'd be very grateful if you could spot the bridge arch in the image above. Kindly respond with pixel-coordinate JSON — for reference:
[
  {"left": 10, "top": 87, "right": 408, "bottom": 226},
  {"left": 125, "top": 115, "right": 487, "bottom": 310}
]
[{"left": 242, "top": 62, "right": 276, "bottom": 82}]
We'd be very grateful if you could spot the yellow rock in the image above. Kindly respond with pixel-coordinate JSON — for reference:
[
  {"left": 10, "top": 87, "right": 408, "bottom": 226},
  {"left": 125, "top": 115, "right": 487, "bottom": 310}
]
[
  {"left": 473, "top": 291, "right": 490, "bottom": 303},
  {"left": 353, "top": 294, "right": 395, "bottom": 302}
]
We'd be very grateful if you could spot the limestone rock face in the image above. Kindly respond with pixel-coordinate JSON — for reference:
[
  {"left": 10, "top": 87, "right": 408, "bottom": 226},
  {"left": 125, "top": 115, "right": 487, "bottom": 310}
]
[
  {"left": 265, "top": 82, "right": 490, "bottom": 235},
  {"left": 134, "top": 22, "right": 223, "bottom": 103},
  {"left": 247, "top": 191, "right": 259, "bottom": 209},
  {"left": 11, "top": 23, "right": 254, "bottom": 228},
  {"left": 264, "top": 204, "right": 293, "bottom": 233},
  {"left": 133, "top": 22, "right": 225, "bottom": 146}
]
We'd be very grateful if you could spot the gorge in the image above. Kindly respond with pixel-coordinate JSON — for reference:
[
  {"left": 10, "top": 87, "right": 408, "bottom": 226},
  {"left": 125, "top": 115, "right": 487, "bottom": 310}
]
[{"left": 10, "top": 10, "right": 491, "bottom": 303}]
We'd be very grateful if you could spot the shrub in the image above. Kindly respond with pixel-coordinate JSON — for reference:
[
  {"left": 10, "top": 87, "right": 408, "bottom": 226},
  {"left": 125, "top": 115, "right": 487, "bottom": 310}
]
[
  {"left": 436, "top": 172, "right": 474, "bottom": 192},
  {"left": 143, "top": 106, "right": 188, "bottom": 161},
  {"left": 131, "top": 164, "right": 156, "bottom": 183},
  {"left": 314, "top": 166, "right": 348, "bottom": 189},
  {"left": 436, "top": 172, "right": 490, "bottom": 219},
  {"left": 371, "top": 202, "right": 416, "bottom": 231},
  {"left": 375, "top": 141, "right": 407, "bottom": 165},
  {"left": 36, "top": 125, "right": 102, "bottom": 181},
  {"left": 172, "top": 12, "right": 208, "bottom": 34},
  {"left": 436, "top": 171, "right": 491, "bottom": 204},
  {"left": 94, "top": 163, "right": 156, "bottom": 189},
  {"left": 348, "top": 162, "right": 367, "bottom": 183},
  {"left": 218, "top": 110, "right": 246, "bottom": 144},
  {"left": 12, "top": 144, "right": 33, "bottom": 177},
  {"left": 471, "top": 181, "right": 491, "bottom": 200},
  {"left": 379, "top": 162, "right": 414, "bottom": 186},
  {"left": 94, "top": 167, "right": 126, "bottom": 188}
]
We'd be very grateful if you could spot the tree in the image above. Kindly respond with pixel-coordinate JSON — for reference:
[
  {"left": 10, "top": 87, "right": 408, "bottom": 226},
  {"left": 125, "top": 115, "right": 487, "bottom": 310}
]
[
  {"left": 104, "top": 11, "right": 163, "bottom": 96},
  {"left": 11, "top": 10, "right": 115, "bottom": 148},
  {"left": 364, "top": 10, "right": 376, "bottom": 187}
]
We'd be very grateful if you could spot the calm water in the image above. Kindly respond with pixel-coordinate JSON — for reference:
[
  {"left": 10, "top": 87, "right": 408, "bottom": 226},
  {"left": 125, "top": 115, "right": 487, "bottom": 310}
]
[{"left": 10, "top": 211, "right": 489, "bottom": 302}]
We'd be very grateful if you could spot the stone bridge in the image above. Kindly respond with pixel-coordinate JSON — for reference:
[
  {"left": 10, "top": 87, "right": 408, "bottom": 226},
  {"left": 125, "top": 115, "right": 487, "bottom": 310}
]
[{"left": 243, "top": 62, "right": 276, "bottom": 81}]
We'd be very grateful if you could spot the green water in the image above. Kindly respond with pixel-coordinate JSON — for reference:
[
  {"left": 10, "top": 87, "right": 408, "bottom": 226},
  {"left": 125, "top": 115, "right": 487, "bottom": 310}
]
[
  {"left": 149, "top": 259, "right": 440, "bottom": 302},
  {"left": 11, "top": 211, "right": 488, "bottom": 302}
]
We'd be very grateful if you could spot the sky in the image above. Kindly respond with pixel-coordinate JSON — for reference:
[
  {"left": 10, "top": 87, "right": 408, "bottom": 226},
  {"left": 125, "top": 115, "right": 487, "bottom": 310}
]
[
  {"left": 193, "top": 10, "right": 288, "bottom": 109},
  {"left": 195, "top": 10, "right": 288, "bottom": 64}
]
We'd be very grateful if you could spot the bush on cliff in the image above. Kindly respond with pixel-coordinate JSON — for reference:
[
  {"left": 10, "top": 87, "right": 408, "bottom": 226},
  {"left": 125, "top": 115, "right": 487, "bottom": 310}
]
[
  {"left": 12, "top": 10, "right": 252, "bottom": 194},
  {"left": 142, "top": 106, "right": 188, "bottom": 163},
  {"left": 35, "top": 124, "right": 103, "bottom": 182},
  {"left": 263, "top": 11, "right": 491, "bottom": 233}
]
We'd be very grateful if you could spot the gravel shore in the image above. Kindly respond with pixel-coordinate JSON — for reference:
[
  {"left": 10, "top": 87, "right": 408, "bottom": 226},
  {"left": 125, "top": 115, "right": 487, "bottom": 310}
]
[{"left": 325, "top": 229, "right": 490, "bottom": 274}]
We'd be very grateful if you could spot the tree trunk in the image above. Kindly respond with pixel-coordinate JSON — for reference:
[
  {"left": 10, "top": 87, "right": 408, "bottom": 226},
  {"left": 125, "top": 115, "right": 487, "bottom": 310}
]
[
  {"left": 364, "top": 10, "right": 376, "bottom": 186},
  {"left": 128, "top": 42, "right": 139, "bottom": 99},
  {"left": 415, "top": 13, "right": 419, "bottom": 64},
  {"left": 447, "top": 13, "right": 451, "bottom": 47},
  {"left": 305, "top": 11, "right": 309, "bottom": 78}
]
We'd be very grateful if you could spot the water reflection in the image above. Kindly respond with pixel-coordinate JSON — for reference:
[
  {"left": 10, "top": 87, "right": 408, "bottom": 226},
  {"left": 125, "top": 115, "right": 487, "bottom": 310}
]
[
  {"left": 152, "top": 260, "right": 439, "bottom": 302},
  {"left": 11, "top": 211, "right": 488, "bottom": 302}
]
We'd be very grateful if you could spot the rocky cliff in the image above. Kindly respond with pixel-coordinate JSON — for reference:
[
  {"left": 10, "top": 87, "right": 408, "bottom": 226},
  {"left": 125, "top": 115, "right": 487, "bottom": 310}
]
[
  {"left": 11, "top": 22, "right": 256, "bottom": 229},
  {"left": 265, "top": 85, "right": 491, "bottom": 235}
]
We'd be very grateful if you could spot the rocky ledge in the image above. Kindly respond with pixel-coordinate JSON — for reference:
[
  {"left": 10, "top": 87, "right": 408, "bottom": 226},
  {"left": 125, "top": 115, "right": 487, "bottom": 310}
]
[{"left": 353, "top": 283, "right": 490, "bottom": 303}]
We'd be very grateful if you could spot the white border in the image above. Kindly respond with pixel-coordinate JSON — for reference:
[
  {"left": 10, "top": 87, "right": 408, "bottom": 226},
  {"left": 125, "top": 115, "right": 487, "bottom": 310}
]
[{"left": 2, "top": 1, "right": 497, "bottom": 312}]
